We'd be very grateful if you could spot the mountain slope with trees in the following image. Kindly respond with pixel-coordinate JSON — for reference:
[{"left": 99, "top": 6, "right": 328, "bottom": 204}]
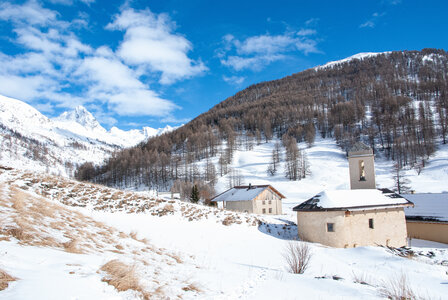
[{"left": 78, "top": 49, "right": 448, "bottom": 195}]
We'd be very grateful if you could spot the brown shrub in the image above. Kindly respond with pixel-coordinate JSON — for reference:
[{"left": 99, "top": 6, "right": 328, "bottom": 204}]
[
  {"left": 0, "top": 269, "right": 16, "bottom": 291},
  {"left": 222, "top": 216, "right": 235, "bottom": 226}
]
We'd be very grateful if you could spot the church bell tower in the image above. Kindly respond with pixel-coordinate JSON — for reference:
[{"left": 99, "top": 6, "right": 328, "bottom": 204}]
[{"left": 348, "top": 142, "right": 376, "bottom": 190}]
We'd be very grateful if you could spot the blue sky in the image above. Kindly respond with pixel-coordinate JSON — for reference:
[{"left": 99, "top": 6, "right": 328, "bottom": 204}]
[{"left": 0, "top": 0, "right": 447, "bottom": 130}]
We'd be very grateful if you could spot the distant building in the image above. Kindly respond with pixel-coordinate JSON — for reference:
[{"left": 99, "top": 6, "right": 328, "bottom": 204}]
[
  {"left": 210, "top": 184, "right": 285, "bottom": 215},
  {"left": 293, "top": 143, "right": 413, "bottom": 248},
  {"left": 402, "top": 193, "right": 448, "bottom": 244}
]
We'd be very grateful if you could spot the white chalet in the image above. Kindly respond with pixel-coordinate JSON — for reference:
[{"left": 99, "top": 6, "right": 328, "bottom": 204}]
[{"left": 211, "top": 184, "right": 285, "bottom": 215}]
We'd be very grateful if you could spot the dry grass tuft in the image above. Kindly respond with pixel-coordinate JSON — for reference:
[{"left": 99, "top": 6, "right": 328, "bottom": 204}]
[
  {"left": 63, "top": 239, "right": 83, "bottom": 254},
  {"left": 166, "top": 253, "right": 183, "bottom": 264},
  {"left": 0, "top": 269, "right": 16, "bottom": 291},
  {"left": 352, "top": 271, "right": 372, "bottom": 286},
  {"left": 11, "top": 190, "right": 26, "bottom": 211},
  {"left": 182, "top": 283, "right": 201, "bottom": 293},
  {"left": 378, "top": 273, "right": 419, "bottom": 300},
  {"left": 100, "top": 260, "right": 149, "bottom": 299}
]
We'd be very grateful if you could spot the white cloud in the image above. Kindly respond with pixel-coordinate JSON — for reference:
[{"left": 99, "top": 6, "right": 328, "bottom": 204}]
[
  {"left": 360, "top": 20, "right": 375, "bottom": 28},
  {"left": 33, "top": 102, "right": 55, "bottom": 114},
  {"left": 76, "top": 56, "right": 145, "bottom": 90},
  {"left": 219, "top": 30, "right": 320, "bottom": 71},
  {"left": 0, "top": 0, "right": 58, "bottom": 26},
  {"left": 107, "top": 8, "right": 207, "bottom": 84},
  {"left": 0, "top": 74, "right": 55, "bottom": 101},
  {"left": 45, "top": 0, "right": 96, "bottom": 5},
  {"left": 0, "top": 1, "right": 184, "bottom": 119},
  {"left": 305, "top": 18, "right": 319, "bottom": 26},
  {"left": 46, "top": 0, "right": 74, "bottom": 5},
  {"left": 297, "top": 29, "right": 316, "bottom": 36},
  {"left": 75, "top": 56, "right": 178, "bottom": 116},
  {"left": 222, "top": 75, "right": 245, "bottom": 85},
  {"left": 360, "top": 12, "right": 386, "bottom": 29},
  {"left": 160, "top": 115, "right": 191, "bottom": 124},
  {"left": 107, "top": 89, "right": 177, "bottom": 116},
  {"left": 221, "top": 55, "right": 285, "bottom": 71}
]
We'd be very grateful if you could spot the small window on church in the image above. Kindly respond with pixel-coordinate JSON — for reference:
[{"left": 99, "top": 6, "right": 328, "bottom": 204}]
[
  {"left": 369, "top": 218, "right": 374, "bottom": 229},
  {"left": 359, "top": 160, "right": 366, "bottom": 181},
  {"left": 327, "top": 223, "right": 334, "bottom": 232}
]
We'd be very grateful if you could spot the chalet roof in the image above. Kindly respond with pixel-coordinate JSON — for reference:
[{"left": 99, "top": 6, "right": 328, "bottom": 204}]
[
  {"left": 293, "top": 188, "right": 413, "bottom": 212},
  {"left": 210, "top": 185, "right": 285, "bottom": 202},
  {"left": 402, "top": 193, "right": 448, "bottom": 222}
]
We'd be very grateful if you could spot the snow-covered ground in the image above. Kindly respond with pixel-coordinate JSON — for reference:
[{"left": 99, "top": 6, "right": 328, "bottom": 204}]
[
  {"left": 1, "top": 94, "right": 448, "bottom": 298},
  {"left": 1, "top": 167, "right": 447, "bottom": 299}
]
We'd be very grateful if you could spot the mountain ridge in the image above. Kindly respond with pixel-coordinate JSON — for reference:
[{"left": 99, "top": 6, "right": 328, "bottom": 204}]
[
  {"left": 0, "top": 94, "right": 175, "bottom": 176},
  {"left": 78, "top": 48, "right": 448, "bottom": 194}
]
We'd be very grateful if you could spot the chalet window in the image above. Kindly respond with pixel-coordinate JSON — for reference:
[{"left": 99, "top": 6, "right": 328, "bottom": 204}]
[
  {"left": 268, "top": 200, "right": 272, "bottom": 204},
  {"left": 327, "top": 223, "right": 334, "bottom": 232},
  {"left": 262, "top": 200, "right": 266, "bottom": 205},
  {"left": 369, "top": 218, "right": 374, "bottom": 229},
  {"left": 269, "top": 208, "right": 272, "bottom": 213},
  {"left": 359, "top": 160, "right": 366, "bottom": 181},
  {"left": 262, "top": 208, "right": 266, "bottom": 214}
]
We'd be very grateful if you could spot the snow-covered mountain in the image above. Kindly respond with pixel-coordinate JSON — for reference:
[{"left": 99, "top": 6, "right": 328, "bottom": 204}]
[{"left": 0, "top": 94, "right": 174, "bottom": 176}]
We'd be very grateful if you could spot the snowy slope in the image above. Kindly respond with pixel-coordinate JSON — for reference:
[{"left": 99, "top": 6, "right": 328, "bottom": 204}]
[
  {"left": 208, "top": 137, "right": 448, "bottom": 221},
  {"left": 315, "top": 52, "right": 392, "bottom": 70},
  {"left": 0, "top": 94, "right": 174, "bottom": 176},
  {"left": 1, "top": 167, "right": 447, "bottom": 299}
]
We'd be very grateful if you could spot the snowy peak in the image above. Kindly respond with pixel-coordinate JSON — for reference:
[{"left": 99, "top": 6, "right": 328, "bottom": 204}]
[
  {"left": 315, "top": 51, "right": 392, "bottom": 70},
  {"left": 0, "top": 94, "right": 50, "bottom": 129},
  {"left": 0, "top": 94, "right": 178, "bottom": 176},
  {"left": 54, "top": 105, "right": 105, "bottom": 132}
]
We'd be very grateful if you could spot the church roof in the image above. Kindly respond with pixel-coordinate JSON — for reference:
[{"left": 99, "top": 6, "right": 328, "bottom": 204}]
[
  {"left": 293, "top": 188, "right": 413, "bottom": 211},
  {"left": 210, "top": 185, "right": 285, "bottom": 202},
  {"left": 349, "top": 142, "right": 371, "bottom": 152},
  {"left": 348, "top": 142, "right": 373, "bottom": 157}
]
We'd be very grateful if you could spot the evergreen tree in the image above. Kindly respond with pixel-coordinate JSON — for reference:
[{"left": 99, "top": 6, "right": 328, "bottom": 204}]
[{"left": 190, "top": 184, "right": 200, "bottom": 203}]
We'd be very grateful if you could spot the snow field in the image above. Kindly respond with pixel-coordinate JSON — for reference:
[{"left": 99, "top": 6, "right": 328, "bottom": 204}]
[{"left": 0, "top": 180, "right": 204, "bottom": 299}]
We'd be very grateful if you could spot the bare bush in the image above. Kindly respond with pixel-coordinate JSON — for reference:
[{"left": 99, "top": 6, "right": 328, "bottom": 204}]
[
  {"left": 283, "top": 241, "right": 312, "bottom": 274},
  {"left": 0, "top": 269, "right": 16, "bottom": 291},
  {"left": 378, "top": 273, "right": 418, "bottom": 300}
]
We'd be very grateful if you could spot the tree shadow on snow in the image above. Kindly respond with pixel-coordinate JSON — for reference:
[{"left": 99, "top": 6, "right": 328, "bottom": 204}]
[{"left": 257, "top": 219, "right": 298, "bottom": 240}]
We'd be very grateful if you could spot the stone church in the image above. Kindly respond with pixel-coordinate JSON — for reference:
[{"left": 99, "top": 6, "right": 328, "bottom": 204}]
[{"left": 293, "top": 143, "right": 413, "bottom": 248}]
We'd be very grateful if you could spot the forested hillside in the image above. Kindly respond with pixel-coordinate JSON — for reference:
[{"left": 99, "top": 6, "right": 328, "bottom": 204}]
[{"left": 77, "top": 49, "right": 448, "bottom": 195}]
